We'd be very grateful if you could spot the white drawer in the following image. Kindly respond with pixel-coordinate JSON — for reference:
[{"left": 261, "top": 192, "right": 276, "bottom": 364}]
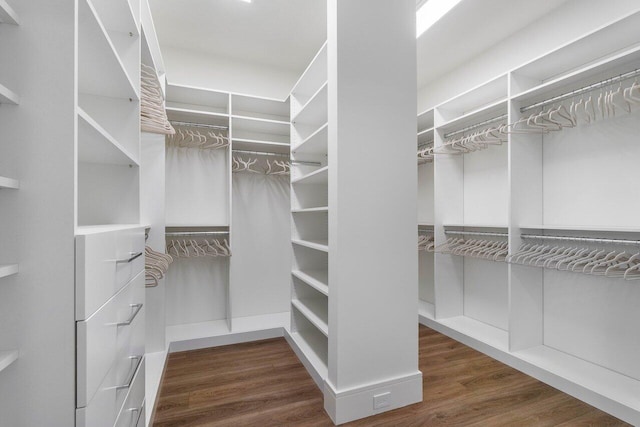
[
  {"left": 115, "top": 359, "right": 146, "bottom": 427},
  {"left": 77, "top": 271, "right": 145, "bottom": 408},
  {"left": 76, "top": 227, "right": 145, "bottom": 320},
  {"left": 76, "top": 358, "right": 145, "bottom": 427}
]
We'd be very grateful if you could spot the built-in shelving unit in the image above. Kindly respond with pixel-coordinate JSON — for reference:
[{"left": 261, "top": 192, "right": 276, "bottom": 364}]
[
  {"left": 289, "top": 41, "right": 329, "bottom": 385},
  {"left": 418, "top": 11, "right": 640, "bottom": 425}
]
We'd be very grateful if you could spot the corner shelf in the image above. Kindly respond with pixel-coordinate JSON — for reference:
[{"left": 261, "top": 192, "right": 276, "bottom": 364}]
[
  {"left": 0, "top": 176, "right": 19, "bottom": 190},
  {"left": 0, "top": 264, "right": 18, "bottom": 279},
  {"left": 0, "top": 83, "right": 19, "bottom": 105},
  {"left": 292, "top": 299, "right": 328, "bottom": 337},
  {"left": 291, "top": 166, "right": 328, "bottom": 185},
  {"left": 292, "top": 269, "right": 328, "bottom": 296},
  {"left": 77, "top": 108, "right": 139, "bottom": 166},
  {"left": 0, "top": 350, "right": 18, "bottom": 373},
  {"left": 292, "top": 123, "right": 328, "bottom": 155},
  {"left": 0, "top": 0, "right": 19, "bottom": 25},
  {"left": 292, "top": 82, "right": 328, "bottom": 126},
  {"left": 292, "top": 239, "right": 328, "bottom": 253}
]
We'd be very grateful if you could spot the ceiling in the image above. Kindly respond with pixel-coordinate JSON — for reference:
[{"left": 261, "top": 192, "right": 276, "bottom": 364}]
[{"left": 149, "top": 0, "right": 570, "bottom": 88}]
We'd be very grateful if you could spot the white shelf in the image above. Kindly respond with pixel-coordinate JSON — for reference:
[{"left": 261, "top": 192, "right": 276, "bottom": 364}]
[
  {"left": 78, "top": 0, "right": 138, "bottom": 100},
  {"left": 292, "top": 239, "right": 329, "bottom": 253},
  {"left": 0, "top": 0, "right": 19, "bottom": 25},
  {"left": 232, "top": 138, "right": 290, "bottom": 154},
  {"left": 291, "top": 166, "right": 328, "bottom": 185},
  {"left": 515, "top": 345, "right": 640, "bottom": 414},
  {"left": 0, "top": 176, "right": 19, "bottom": 190},
  {"left": 231, "top": 93, "right": 289, "bottom": 122},
  {"left": 444, "top": 223, "right": 508, "bottom": 229},
  {"left": 520, "top": 225, "right": 640, "bottom": 233},
  {"left": 0, "top": 83, "right": 19, "bottom": 105},
  {"left": 417, "top": 108, "right": 434, "bottom": 132},
  {"left": 417, "top": 126, "right": 434, "bottom": 137},
  {"left": 232, "top": 115, "right": 289, "bottom": 134},
  {"left": 291, "top": 41, "right": 328, "bottom": 100},
  {"left": 438, "top": 98, "right": 508, "bottom": 135},
  {"left": 292, "top": 269, "right": 328, "bottom": 296},
  {"left": 438, "top": 74, "right": 508, "bottom": 116},
  {"left": 286, "top": 330, "right": 328, "bottom": 383},
  {"left": 0, "top": 350, "right": 18, "bottom": 372},
  {"left": 75, "top": 224, "right": 142, "bottom": 235},
  {"left": 166, "top": 84, "right": 228, "bottom": 114},
  {"left": 292, "top": 207, "right": 329, "bottom": 214},
  {"left": 292, "top": 299, "right": 328, "bottom": 337},
  {"left": 77, "top": 108, "right": 138, "bottom": 166},
  {"left": 89, "top": 0, "right": 138, "bottom": 36},
  {"left": 436, "top": 316, "right": 509, "bottom": 352},
  {"left": 0, "top": 264, "right": 18, "bottom": 279},
  {"left": 165, "top": 104, "right": 230, "bottom": 127},
  {"left": 293, "top": 123, "right": 328, "bottom": 155},
  {"left": 292, "top": 82, "right": 328, "bottom": 126}
]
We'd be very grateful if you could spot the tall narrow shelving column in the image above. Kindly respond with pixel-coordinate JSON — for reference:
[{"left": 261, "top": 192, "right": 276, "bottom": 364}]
[{"left": 289, "top": 1, "right": 422, "bottom": 424}]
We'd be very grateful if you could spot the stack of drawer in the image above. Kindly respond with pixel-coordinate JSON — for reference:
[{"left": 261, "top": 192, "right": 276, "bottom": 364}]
[{"left": 75, "top": 226, "right": 146, "bottom": 427}]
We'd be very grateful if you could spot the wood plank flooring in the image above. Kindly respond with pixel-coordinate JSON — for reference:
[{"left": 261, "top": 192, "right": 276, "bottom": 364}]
[{"left": 152, "top": 325, "right": 630, "bottom": 426}]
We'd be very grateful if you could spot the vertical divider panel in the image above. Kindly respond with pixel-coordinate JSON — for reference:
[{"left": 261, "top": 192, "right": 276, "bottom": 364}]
[
  {"left": 507, "top": 88, "right": 544, "bottom": 352},
  {"left": 227, "top": 93, "right": 233, "bottom": 332},
  {"left": 433, "top": 108, "right": 464, "bottom": 319}
]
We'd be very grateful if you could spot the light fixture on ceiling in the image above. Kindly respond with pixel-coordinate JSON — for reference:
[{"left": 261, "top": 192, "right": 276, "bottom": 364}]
[{"left": 416, "top": 0, "right": 462, "bottom": 38}]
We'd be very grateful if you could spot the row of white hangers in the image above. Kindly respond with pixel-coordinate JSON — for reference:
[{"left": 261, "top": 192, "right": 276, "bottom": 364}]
[
  {"left": 232, "top": 156, "right": 291, "bottom": 175},
  {"left": 418, "top": 234, "right": 435, "bottom": 252},
  {"left": 166, "top": 127, "right": 230, "bottom": 150},
  {"left": 141, "top": 63, "right": 175, "bottom": 135},
  {"left": 508, "top": 242, "right": 640, "bottom": 280},
  {"left": 145, "top": 246, "right": 173, "bottom": 288},
  {"left": 438, "top": 237, "right": 509, "bottom": 262},
  {"left": 166, "top": 238, "right": 232, "bottom": 258},
  {"left": 514, "top": 80, "right": 640, "bottom": 133},
  {"left": 417, "top": 145, "right": 434, "bottom": 163}
]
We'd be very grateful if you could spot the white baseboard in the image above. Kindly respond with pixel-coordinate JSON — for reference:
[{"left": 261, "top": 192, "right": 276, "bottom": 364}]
[{"left": 323, "top": 372, "right": 423, "bottom": 425}]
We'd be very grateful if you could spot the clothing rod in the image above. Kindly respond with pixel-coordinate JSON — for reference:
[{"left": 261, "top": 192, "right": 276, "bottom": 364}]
[
  {"left": 418, "top": 141, "right": 434, "bottom": 150},
  {"left": 445, "top": 230, "right": 508, "bottom": 238},
  {"left": 444, "top": 114, "right": 508, "bottom": 139},
  {"left": 170, "top": 120, "right": 229, "bottom": 130},
  {"left": 232, "top": 149, "right": 321, "bottom": 166},
  {"left": 166, "top": 231, "right": 229, "bottom": 237},
  {"left": 520, "top": 68, "right": 640, "bottom": 113},
  {"left": 521, "top": 234, "right": 640, "bottom": 246}
]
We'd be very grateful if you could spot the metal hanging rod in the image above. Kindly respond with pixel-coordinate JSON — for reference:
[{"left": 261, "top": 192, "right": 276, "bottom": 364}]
[
  {"left": 521, "top": 68, "right": 640, "bottom": 113},
  {"left": 445, "top": 230, "right": 508, "bottom": 238},
  {"left": 521, "top": 234, "right": 640, "bottom": 246},
  {"left": 444, "top": 114, "right": 508, "bottom": 139},
  {"left": 418, "top": 140, "right": 434, "bottom": 150},
  {"left": 232, "top": 149, "right": 321, "bottom": 166},
  {"left": 166, "top": 231, "right": 229, "bottom": 237},
  {"left": 170, "top": 120, "right": 229, "bottom": 130}
]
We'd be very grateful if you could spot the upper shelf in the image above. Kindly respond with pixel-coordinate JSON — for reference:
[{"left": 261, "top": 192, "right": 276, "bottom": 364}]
[
  {"left": 436, "top": 74, "right": 508, "bottom": 124},
  {"left": 417, "top": 108, "right": 434, "bottom": 133},
  {"left": 78, "top": 0, "right": 138, "bottom": 100},
  {"left": 292, "top": 83, "right": 328, "bottom": 126},
  {"left": 232, "top": 139, "right": 290, "bottom": 155},
  {"left": 89, "top": 0, "right": 139, "bottom": 36},
  {"left": 166, "top": 84, "right": 229, "bottom": 115},
  {"left": 0, "top": 83, "right": 19, "bottom": 105},
  {"left": 77, "top": 108, "right": 139, "bottom": 166},
  {"left": 291, "top": 42, "right": 328, "bottom": 102},
  {"left": 0, "top": 0, "right": 19, "bottom": 25},
  {"left": 231, "top": 93, "right": 289, "bottom": 122},
  {"left": 438, "top": 99, "right": 508, "bottom": 136},
  {"left": 166, "top": 104, "right": 230, "bottom": 128},
  {"left": 232, "top": 115, "right": 289, "bottom": 136}
]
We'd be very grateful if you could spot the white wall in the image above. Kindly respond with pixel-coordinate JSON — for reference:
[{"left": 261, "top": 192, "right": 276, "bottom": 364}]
[
  {"left": 417, "top": 0, "right": 640, "bottom": 112},
  {"left": 162, "top": 46, "right": 298, "bottom": 101}
]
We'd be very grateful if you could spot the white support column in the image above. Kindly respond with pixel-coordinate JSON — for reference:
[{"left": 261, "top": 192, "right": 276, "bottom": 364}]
[{"left": 325, "top": 0, "right": 421, "bottom": 423}]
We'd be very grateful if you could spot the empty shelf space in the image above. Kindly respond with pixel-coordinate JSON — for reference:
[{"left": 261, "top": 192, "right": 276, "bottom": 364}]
[
  {"left": 438, "top": 316, "right": 509, "bottom": 352},
  {"left": 0, "top": 350, "right": 18, "bottom": 373},
  {"left": 77, "top": 108, "right": 138, "bottom": 166},
  {"left": 291, "top": 166, "right": 328, "bottom": 185},
  {"left": 293, "top": 123, "right": 328, "bottom": 155},
  {"left": 292, "top": 269, "right": 328, "bottom": 296},
  {"left": 0, "top": 0, "right": 19, "bottom": 25},
  {"left": 0, "top": 83, "right": 19, "bottom": 105},
  {"left": 0, "top": 176, "right": 19, "bottom": 189},
  {"left": 417, "top": 127, "right": 434, "bottom": 137},
  {"left": 232, "top": 139, "right": 290, "bottom": 154},
  {"left": 292, "top": 82, "right": 328, "bottom": 126},
  {"left": 78, "top": 0, "right": 138, "bottom": 100},
  {"left": 231, "top": 93, "right": 289, "bottom": 122},
  {"left": 287, "top": 330, "right": 328, "bottom": 381},
  {"left": 292, "top": 239, "right": 328, "bottom": 252},
  {"left": 292, "top": 207, "right": 329, "bottom": 214},
  {"left": 292, "top": 299, "right": 328, "bottom": 336},
  {"left": 0, "top": 264, "right": 18, "bottom": 279},
  {"left": 439, "top": 98, "right": 508, "bottom": 136}
]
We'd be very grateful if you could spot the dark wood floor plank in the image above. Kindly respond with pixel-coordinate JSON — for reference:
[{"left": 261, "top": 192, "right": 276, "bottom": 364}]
[{"left": 152, "top": 325, "right": 630, "bottom": 426}]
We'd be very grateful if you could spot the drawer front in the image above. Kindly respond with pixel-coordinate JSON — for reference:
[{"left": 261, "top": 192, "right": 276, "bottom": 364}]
[
  {"left": 115, "top": 358, "right": 146, "bottom": 427},
  {"left": 76, "top": 227, "right": 145, "bottom": 320},
  {"left": 77, "top": 271, "right": 145, "bottom": 408}
]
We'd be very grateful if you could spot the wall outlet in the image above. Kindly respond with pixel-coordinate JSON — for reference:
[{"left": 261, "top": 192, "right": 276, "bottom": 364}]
[{"left": 373, "top": 392, "right": 391, "bottom": 410}]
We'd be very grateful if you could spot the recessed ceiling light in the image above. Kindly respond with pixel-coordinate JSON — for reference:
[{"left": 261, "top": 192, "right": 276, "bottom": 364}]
[{"left": 416, "top": 0, "right": 462, "bottom": 38}]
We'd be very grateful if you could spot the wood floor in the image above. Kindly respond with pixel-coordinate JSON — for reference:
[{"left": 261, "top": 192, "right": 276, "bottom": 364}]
[{"left": 152, "top": 325, "right": 630, "bottom": 426}]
